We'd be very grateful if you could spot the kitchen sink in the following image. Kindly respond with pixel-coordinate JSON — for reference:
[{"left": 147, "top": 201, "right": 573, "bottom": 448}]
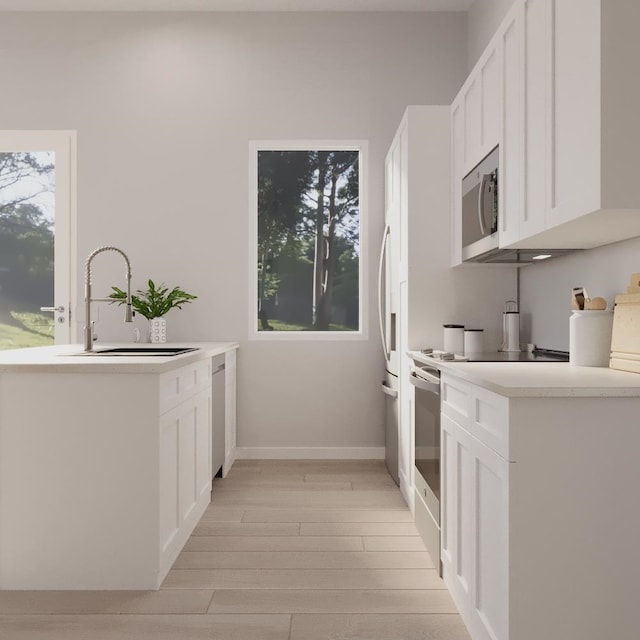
[{"left": 85, "top": 347, "right": 199, "bottom": 357}]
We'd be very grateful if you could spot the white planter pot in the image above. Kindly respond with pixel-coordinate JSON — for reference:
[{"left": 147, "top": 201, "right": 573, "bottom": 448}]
[{"left": 149, "top": 317, "right": 167, "bottom": 343}]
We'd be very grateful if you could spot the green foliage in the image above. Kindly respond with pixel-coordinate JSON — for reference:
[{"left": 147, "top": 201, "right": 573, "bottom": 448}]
[
  {"left": 0, "top": 308, "right": 54, "bottom": 351},
  {"left": 256, "top": 149, "right": 360, "bottom": 331},
  {"left": 0, "top": 152, "right": 55, "bottom": 308},
  {"left": 109, "top": 279, "right": 197, "bottom": 320}
]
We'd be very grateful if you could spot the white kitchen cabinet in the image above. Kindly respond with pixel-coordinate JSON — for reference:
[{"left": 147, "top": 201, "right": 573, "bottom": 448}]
[
  {"left": 439, "top": 368, "right": 640, "bottom": 640},
  {"left": 0, "top": 344, "right": 238, "bottom": 589},
  {"left": 450, "top": 100, "right": 464, "bottom": 266},
  {"left": 456, "top": 0, "right": 640, "bottom": 259},
  {"left": 450, "top": 35, "right": 502, "bottom": 266},
  {"left": 441, "top": 376, "right": 509, "bottom": 640},
  {"left": 462, "top": 78, "right": 481, "bottom": 171},
  {"left": 498, "top": 4, "right": 522, "bottom": 248},
  {"left": 159, "top": 384, "right": 211, "bottom": 578},
  {"left": 504, "top": 0, "right": 640, "bottom": 250}
]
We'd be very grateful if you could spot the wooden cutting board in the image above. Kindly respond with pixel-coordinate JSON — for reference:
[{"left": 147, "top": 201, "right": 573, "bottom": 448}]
[{"left": 610, "top": 292, "right": 640, "bottom": 373}]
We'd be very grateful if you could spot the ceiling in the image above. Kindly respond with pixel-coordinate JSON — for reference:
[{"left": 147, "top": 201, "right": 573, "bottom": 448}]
[{"left": 0, "top": 0, "right": 475, "bottom": 12}]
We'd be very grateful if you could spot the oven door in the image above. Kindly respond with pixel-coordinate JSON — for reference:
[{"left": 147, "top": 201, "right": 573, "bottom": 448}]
[
  {"left": 410, "top": 369, "right": 440, "bottom": 518},
  {"left": 410, "top": 367, "right": 442, "bottom": 575}
]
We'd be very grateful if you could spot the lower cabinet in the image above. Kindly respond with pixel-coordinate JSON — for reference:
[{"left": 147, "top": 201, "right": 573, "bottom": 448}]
[
  {"left": 442, "top": 412, "right": 510, "bottom": 640},
  {"left": 159, "top": 385, "right": 212, "bottom": 576},
  {"left": 440, "top": 371, "right": 640, "bottom": 640}
]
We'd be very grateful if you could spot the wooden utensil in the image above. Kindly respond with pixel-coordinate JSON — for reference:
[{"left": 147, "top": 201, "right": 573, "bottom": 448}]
[{"left": 584, "top": 297, "right": 607, "bottom": 310}]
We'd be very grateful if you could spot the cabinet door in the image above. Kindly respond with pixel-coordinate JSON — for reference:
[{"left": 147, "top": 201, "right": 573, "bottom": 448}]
[
  {"left": 451, "top": 99, "right": 464, "bottom": 266},
  {"left": 472, "top": 437, "right": 510, "bottom": 640},
  {"left": 159, "top": 386, "right": 212, "bottom": 554},
  {"left": 547, "top": 0, "right": 600, "bottom": 227},
  {"left": 521, "top": 0, "right": 548, "bottom": 239},
  {"left": 442, "top": 410, "right": 510, "bottom": 640},
  {"left": 441, "top": 414, "right": 474, "bottom": 604},
  {"left": 463, "top": 78, "right": 481, "bottom": 172},
  {"left": 499, "top": 2, "right": 523, "bottom": 247},
  {"left": 480, "top": 44, "right": 501, "bottom": 157}
]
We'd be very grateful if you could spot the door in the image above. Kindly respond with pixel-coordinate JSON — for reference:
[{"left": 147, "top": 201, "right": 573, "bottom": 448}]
[{"left": 0, "top": 131, "right": 75, "bottom": 349}]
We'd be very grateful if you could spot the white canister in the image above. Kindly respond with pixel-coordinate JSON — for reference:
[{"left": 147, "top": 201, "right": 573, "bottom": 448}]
[
  {"left": 443, "top": 324, "right": 464, "bottom": 355},
  {"left": 464, "top": 329, "right": 484, "bottom": 355},
  {"left": 569, "top": 310, "right": 613, "bottom": 367}
]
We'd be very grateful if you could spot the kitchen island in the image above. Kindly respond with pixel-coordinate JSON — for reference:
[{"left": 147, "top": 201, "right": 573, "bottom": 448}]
[
  {"left": 410, "top": 352, "right": 640, "bottom": 640},
  {"left": 0, "top": 342, "right": 238, "bottom": 590}
]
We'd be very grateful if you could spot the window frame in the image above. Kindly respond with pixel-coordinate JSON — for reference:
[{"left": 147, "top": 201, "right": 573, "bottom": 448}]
[{"left": 248, "top": 139, "right": 368, "bottom": 341}]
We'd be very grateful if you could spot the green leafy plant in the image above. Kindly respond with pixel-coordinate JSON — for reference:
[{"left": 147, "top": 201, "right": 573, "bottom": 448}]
[{"left": 109, "top": 279, "right": 197, "bottom": 320}]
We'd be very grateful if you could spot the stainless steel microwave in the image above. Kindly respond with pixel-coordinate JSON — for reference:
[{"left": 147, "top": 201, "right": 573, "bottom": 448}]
[{"left": 461, "top": 145, "right": 499, "bottom": 261}]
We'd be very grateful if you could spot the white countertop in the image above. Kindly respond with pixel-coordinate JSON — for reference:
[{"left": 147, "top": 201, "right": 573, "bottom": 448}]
[
  {"left": 0, "top": 342, "right": 239, "bottom": 374},
  {"left": 409, "top": 350, "right": 640, "bottom": 398}
]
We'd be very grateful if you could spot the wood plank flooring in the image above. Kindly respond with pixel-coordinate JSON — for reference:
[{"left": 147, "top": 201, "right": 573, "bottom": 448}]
[{"left": 0, "top": 459, "right": 470, "bottom": 639}]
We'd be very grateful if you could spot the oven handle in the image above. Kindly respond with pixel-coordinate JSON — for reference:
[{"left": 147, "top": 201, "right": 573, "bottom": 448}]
[{"left": 410, "top": 372, "right": 440, "bottom": 395}]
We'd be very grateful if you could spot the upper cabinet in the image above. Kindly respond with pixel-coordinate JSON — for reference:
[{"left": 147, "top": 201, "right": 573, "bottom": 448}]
[{"left": 452, "top": 0, "right": 640, "bottom": 265}]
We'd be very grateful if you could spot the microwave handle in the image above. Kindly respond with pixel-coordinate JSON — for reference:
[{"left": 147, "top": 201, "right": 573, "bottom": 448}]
[{"left": 477, "top": 172, "right": 492, "bottom": 236}]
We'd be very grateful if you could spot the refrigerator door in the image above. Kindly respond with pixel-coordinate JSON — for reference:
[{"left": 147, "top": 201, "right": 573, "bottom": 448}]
[
  {"left": 382, "top": 374, "right": 399, "bottom": 486},
  {"left": 377, "top": 223, "right": 399, "bottom": 376}
]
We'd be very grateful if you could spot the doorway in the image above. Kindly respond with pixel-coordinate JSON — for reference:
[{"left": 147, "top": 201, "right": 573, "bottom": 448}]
[{"left": 0, "top": 131, "right": 75, "bottom": 349}]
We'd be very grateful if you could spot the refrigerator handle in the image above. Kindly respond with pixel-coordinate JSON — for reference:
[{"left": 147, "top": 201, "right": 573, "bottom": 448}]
[
  {"left": 378, "top": 223, "right": 391, "bottom": 361},
  {"left": 381, "top": 381, "right": 398, "bottom": 398}
]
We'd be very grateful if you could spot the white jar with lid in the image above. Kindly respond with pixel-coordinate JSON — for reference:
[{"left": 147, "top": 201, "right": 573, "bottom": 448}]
[
  {"left": 443, "top": 324, "right": 464, "bottom": 355},
  {"left": 464, "top": 329, "right": 484, "bottom": 355},
  {"left": 569, "top": 310, "right": 613, "bottom": 366}
]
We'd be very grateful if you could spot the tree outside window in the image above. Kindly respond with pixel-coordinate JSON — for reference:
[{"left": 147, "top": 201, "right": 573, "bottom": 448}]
[{"left": 255, "top": 146, "right": 362, "bottom": 334}]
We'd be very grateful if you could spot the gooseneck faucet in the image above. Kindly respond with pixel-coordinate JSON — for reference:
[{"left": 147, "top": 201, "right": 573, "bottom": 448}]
[{"left": 84, "top": 246, "right": 133, "bottom": 352}]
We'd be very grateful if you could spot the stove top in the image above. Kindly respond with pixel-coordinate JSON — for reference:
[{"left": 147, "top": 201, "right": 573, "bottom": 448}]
[{"left": 419, "top": 348, "right": 570, "bottom": 363}]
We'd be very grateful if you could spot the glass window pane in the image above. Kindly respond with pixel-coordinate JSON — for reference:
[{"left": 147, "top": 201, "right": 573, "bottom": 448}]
[
  {"left": 257, "top": 149, "right": 360, "bottom": 333},
  {"left": 0, "top": 151, "right": 55, "bottom": 350}
]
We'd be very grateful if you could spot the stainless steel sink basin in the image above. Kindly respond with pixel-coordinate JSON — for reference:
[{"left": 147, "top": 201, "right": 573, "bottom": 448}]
[{"left": 88, "top": 347, "right": 199, "bottom": 357}]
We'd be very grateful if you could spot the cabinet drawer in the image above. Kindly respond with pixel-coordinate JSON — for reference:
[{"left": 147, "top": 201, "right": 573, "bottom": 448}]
[
  {"left": 441, "top": 373, "right": 510, "bottom": 460},
  {"left": 441, "top": 373, "right": 471, "bottom": 428},
  {"left": 469, "top": 384, "right": 510, "bottom": 461},
  {"left": 160, "top": 359, "right": 212, "bottom": 415}
]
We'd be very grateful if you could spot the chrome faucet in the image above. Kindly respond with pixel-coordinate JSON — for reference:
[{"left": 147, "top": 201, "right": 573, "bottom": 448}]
[{"left": 84, "top": 246, "right": 133, "bottom": 352}]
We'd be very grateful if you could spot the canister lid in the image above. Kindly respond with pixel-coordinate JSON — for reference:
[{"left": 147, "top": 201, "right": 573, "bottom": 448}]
[
  {"left": 443, "top": 324, "right": 464, "bottom": 328},
  {"left": 464, "top": 328, "right": 484, "bottom": 332}
]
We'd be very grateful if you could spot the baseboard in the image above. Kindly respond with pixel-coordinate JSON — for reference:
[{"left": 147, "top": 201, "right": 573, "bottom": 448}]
[{"left": 235, "top": 447, "right": 385, "bottom": 460}]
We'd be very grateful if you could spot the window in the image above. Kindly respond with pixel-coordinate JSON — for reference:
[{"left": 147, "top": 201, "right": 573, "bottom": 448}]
[{"left": 250, "top": 141, "right": 366, "bottom": 338}]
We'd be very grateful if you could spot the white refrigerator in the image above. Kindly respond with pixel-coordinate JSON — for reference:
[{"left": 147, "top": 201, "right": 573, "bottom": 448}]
[{"left": 379, "top": 209, "right": 400, "bottom": 485}]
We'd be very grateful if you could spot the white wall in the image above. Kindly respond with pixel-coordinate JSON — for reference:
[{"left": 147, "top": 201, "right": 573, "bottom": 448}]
[
  {"left": 467, "top": 0, "right": 515, "bottom": 69},
  {"left": 0, "top": 11, "right": 468, "bottom": 452},
  {"left": 519, "top": 236, "right": 640, "bottom": 351}
]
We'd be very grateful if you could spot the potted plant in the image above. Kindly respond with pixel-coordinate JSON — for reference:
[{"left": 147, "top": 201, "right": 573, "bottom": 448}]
[{"left": 109, "top": 279, "right": 197, "bottom": 343}]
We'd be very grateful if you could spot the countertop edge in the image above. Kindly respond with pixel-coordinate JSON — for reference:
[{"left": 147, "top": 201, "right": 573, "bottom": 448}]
[
  {"left": 408, "top": 350, "right": 640, "bottom": 398},
  {"left": 0, "top": 342, "right": 239, "bottom": 374}
]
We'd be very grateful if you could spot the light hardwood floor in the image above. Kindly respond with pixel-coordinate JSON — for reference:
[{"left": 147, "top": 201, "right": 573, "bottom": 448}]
[{"left": 0, "top": 460, "right": 470, "bottom": 639}]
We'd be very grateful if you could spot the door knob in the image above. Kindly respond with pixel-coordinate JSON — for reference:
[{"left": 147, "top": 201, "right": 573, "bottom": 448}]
[{"left": 40, "top": 306, "right": 65, "bottom": 313}]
